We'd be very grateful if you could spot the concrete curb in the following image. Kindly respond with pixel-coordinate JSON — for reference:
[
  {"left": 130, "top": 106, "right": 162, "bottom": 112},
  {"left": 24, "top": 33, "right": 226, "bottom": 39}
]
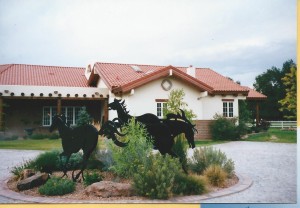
[{"left": 0, "top": 173, "right": 252, "bottom": 203}]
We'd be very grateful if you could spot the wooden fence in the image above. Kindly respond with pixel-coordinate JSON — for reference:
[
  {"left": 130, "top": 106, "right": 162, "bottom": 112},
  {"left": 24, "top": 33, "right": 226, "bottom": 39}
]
[{"left": 269, "top": 121, "right": 296, "bottom": 129}]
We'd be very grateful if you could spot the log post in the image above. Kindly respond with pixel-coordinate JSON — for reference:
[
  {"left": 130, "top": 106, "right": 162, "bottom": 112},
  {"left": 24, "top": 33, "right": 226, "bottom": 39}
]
[
  {"left": 256, "top": 102, "right": 260, "bottom": 126},
  {"left": 57, "top": 98, "right": 62, "bottom": 115}
]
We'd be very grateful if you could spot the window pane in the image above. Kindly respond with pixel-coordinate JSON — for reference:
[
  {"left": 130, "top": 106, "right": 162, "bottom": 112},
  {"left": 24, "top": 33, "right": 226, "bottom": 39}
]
[
  {"left": 223, "top": 102, "right": 228, "bottom": 117},
  {"left": 43, "top": 107, "right": 51, "bottom": 126},
  {"left": 229, "top": 102, "right": 233, "bottom": 117},
  {"left": 66, "top": 107, "right": 74, "bottom": 125},
  {"left": 157, "top": 103, "right": 162, "bottom": 117}
]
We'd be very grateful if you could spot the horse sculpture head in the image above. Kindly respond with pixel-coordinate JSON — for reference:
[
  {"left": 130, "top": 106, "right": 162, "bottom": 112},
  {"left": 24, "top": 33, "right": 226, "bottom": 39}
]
[
  {"left": 49, "top": 114, "right": 67, "bottom": 132},
  {"left": 108, "top": 99, "right": 129, "bottom": 113}
]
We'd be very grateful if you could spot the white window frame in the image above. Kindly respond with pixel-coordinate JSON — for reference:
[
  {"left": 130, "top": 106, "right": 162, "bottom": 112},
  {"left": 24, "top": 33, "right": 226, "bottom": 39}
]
[
  {"left": 222, "top": 100, "right": 234, "bottom": 118},
  {"left": 156, "top": 102, "right": 167, "bottom": 118},
  {"left": 43, "top": 106, "right": 82, "bottom": 126}
]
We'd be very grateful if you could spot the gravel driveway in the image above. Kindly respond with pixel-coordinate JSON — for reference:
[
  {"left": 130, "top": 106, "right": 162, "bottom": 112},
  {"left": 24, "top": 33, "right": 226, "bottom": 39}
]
[
  {"left": 0, "top": 141, "right": 297, "bottom": 203},
  {"left": 187, "top": 141, "right": 297, "bottom": 203}
]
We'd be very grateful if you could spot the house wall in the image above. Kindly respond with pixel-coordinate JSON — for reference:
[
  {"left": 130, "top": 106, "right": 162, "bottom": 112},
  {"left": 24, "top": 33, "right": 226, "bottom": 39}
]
[{"left": 107, "top": 76, "right": 246, "bottom": 140}]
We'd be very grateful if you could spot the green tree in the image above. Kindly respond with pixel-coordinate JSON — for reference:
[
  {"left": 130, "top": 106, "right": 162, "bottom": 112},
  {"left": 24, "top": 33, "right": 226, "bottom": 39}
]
[
  {"left": 76, "top": 107, "right": 92, "bottom": 126},
  {"left": 164, "top": 89, "right": 196, "bottom": 121},
  {"left": 279, "top": 65, "right": 297, "bottom": 120},
  {"left": 252, "top": 60, "right": 295, "bottom": 120},
  {"left": 164, "top": 89, "right": 197, "bottom": 172}
]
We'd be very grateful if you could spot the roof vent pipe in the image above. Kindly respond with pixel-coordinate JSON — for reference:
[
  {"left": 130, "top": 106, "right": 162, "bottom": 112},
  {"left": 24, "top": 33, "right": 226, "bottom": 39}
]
[{"left": 187, "top": 65, "right": 196, "bottom": 78}]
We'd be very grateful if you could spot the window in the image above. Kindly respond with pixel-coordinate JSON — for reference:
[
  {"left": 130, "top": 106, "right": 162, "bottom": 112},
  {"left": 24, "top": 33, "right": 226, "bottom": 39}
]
[
  {"left": 222, "top": 100, "right": 234, "bottom": 118},
  {"left": 43, "top": 106, "right": 83, "bottom": 126},
  {"left": 156, "top": 102, "right": 167, "bottom": 118}
]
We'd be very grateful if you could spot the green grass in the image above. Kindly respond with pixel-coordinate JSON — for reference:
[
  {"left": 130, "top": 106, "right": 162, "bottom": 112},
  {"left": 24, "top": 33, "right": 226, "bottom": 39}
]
[
  {"left": 195, "top": 140, "right": 229, "bottom": 147},
  {"left": 0, "top": 139, "right": 62, "bottom": 150},
  {"left": 244, "top": 128, "right": 296, "bottom": 143},
  {"left": 0, "top": 137, "right": 105, "bottom": 150},
  {"left": 0, "top": 129, "right": 296, "bottom": 151}
]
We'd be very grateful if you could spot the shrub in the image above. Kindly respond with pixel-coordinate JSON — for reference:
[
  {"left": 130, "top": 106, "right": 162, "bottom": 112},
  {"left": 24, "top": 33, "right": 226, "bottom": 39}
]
[
  {"left": 172, "top": 173, "right": 207, "bottom": 196},
  {"left": 38, "top": 177, "right": 75, "bottom": 196},
  {"left": 210, "top": 115, "right": 239, "bottom": 140},
  {"left": 203, "top": 165, "right": 227, "bottom": 187},
  {"left": 96, "top": 148, "right": 114, "bottom": 171},
  {"left": 32, "top": 150, "right": 60, "bottom": 173},
  {"left": 188, "top": 146, "right": 235, "bottom": 176},
  {"left": 31, "top": 150, "right": 83, "bottom": 173},
  {"left": 109, "top": 118, "right": 153, "bottom": 178},
  {"left": 10, "top": 159, "right": 35, "bottom": 180},
  {"left": 29, "top": 134, "right": 48, "bottom": 140},
  {"left": 83, "top": 170, "right": 103, "bottom": 186},
  {"left": 171, "top": 135, "right": 188, "bottom": 172},
  {"left": 133, "top": 154, "right": 182, "bottom": 199}
]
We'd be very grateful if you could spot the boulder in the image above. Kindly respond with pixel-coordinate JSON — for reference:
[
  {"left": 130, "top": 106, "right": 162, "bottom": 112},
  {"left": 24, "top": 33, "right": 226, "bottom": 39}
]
[
  {"left": 85, "top": 181, "right": 134, "bottom": 198},
  {"left": 17, "top": 172, "right": 49, "bottom": 191},
  {"left": 20, "top": 169, "right": 36, "bottom": 180}
]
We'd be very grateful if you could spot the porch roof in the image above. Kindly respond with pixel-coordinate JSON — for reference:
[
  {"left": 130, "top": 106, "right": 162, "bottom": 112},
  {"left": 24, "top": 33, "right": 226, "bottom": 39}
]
[{"left": 0, "top": 64, "right": 88, "bottom": 87}]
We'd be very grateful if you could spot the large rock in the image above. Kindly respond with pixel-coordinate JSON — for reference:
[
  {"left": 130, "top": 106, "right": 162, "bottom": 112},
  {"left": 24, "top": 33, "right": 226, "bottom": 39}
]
[
  {"left": 85, "top": 181, "right": 134, "bottom": 198},
  {"left": 17, "top": 172, "right": 49, "bottom": 191},
  {"left": 20, "top": 169, "right": 36, "bottom": 180}
]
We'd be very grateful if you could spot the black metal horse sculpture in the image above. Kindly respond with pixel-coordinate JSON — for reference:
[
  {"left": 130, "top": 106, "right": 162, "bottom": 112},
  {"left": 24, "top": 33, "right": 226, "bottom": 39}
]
[
  {"left": 49, "top": 114, "right": 98, "bottom": 182},
  {"left": 100, "top": 99, "right": 197, "bottom": 172},
  {"left": 108, "top": 98, "right": 161, "bottom": 126}
]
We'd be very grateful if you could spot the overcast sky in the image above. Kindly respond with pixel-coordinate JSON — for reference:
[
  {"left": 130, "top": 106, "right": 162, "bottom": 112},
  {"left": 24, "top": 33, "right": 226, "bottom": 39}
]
[{"left": 0, "top": 0, "right": 296, "bottom": 87}]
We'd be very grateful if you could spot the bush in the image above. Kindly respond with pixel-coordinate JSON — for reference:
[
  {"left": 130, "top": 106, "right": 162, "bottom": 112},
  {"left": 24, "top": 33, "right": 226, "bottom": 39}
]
[
  {"left": 29, "top": 134, "right": 48, "bottom": 140},
  {"left": 10, "top": 159, "right": 35, "bottom": 180},
  {"left": 96, "top": 148, "right": 114, "bottom": 171},
  {"left": 172, "top": 173, "right": 207, "bottom": 196},
  {"left": 38, "top": 177, "right": 75, "bottom": 196},
  {"left": 109, "top": 118, "right": 153, "bottom": 178},
  {"left": 203, "top": 165, "right": 227, "bottom": 187},
  {"left": 171, "top": 135, "right": 188, "bottom": 172},
  {"left": 210, "top": 115, "right": 239, "bottom": 140},
  {"left": 32, "top": 150, "right": 60, "bottom": 173},
  {"left": 83, "top": 170, "right": 103, "bottom": 186},
  {"left": 133, "top": 154, "right": 182, "bottom": 199},
  {"left": 188, "top": 146, "right": 235, "bottom": 176}
]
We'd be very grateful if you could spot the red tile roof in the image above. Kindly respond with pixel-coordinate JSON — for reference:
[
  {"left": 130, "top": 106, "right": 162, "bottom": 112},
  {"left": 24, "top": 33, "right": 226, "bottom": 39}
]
[
  {"left": 243, "top": 86, "right": 267, "bottom": 100},
  {"left": 94, "top": 62, "right": 249, "bottom": 95},
  {"left": 0, "top": 63, "right": 266, "bottom": 99},
  {"left": 0, "top": 64, "right": 88, "bottom": 87}
]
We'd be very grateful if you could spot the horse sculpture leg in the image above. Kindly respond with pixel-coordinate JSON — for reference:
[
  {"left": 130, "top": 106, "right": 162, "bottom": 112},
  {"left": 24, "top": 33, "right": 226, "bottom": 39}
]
[
  {"left": 60, "top": 153, "right": 71, "bottom": 178},
  {"left": 72, "top": 152, "right": 91, "bottom": 182}
]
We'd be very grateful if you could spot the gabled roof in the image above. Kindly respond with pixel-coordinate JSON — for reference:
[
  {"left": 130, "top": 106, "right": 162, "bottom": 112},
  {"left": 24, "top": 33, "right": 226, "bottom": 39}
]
[
  {"left": 0, "top": 64, "right": 88, "bottom": 87},
  {"left": 94, "top": 62, "right": 249, "bottom": 95},
  {"left": 243, "top": 86, "right": 267, "bottom": 100}
]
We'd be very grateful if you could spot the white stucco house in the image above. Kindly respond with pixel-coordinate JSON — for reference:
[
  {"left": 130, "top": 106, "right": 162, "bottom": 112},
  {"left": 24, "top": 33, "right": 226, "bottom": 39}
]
[{"left": 0, "top": 62, "right": 266, "bottom": 139}]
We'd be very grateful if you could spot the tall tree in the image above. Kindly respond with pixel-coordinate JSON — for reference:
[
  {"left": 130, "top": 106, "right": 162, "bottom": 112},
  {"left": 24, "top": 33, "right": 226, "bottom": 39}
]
[
  {"left": 253, "top": 59, "right": 295, "bottom": 120},
  {"left": 279, "top": 65, "right": 297, "bottom": 120}
]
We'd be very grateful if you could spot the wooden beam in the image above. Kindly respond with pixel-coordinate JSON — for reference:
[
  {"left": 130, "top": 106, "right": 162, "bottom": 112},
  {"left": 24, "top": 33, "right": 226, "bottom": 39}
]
[
  {"left": 57, "top": 98, "right": 62, "bottom": 115},
  {"left": 256, "top": 102, "right": 260, "bottom": 126}
]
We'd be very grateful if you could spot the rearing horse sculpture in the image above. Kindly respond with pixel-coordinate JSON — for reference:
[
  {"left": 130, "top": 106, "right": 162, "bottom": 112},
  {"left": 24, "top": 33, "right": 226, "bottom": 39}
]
[
  {"left": 101, "top": 99, "right": 197, "bottom": 173},
  {"left": 108, "top": 98, "right": 161, "bottom": 126}
]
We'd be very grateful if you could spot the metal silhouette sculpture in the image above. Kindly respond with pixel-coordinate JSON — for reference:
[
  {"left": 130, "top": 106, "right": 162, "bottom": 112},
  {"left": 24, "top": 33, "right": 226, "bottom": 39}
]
[
  {"left": 108, "top": 98, "right": 161, "bottom": 127},
  {"left": 100, "top": 99, "right": 197, "bottom": 172},
  {"left": 49, "top": 114, "right": 98, "bottom": 182}
]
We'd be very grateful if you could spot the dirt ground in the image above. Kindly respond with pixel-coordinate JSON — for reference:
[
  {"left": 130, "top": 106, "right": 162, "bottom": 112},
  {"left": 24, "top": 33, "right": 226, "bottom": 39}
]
[{"left": 7, "top": 170, "right": 238, "bottom": 201}]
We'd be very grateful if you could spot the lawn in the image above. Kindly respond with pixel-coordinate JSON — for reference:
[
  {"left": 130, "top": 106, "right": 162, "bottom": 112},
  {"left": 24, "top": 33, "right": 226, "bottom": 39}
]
[
  {"left": 0, "top": 128, "right": 296, "bottom": 150},
  {"left": 243, "top": 128, "right": 297, "bottom": 143},
  {"left": 0, "top": 137, "right": 106, "bottom": 151}
]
